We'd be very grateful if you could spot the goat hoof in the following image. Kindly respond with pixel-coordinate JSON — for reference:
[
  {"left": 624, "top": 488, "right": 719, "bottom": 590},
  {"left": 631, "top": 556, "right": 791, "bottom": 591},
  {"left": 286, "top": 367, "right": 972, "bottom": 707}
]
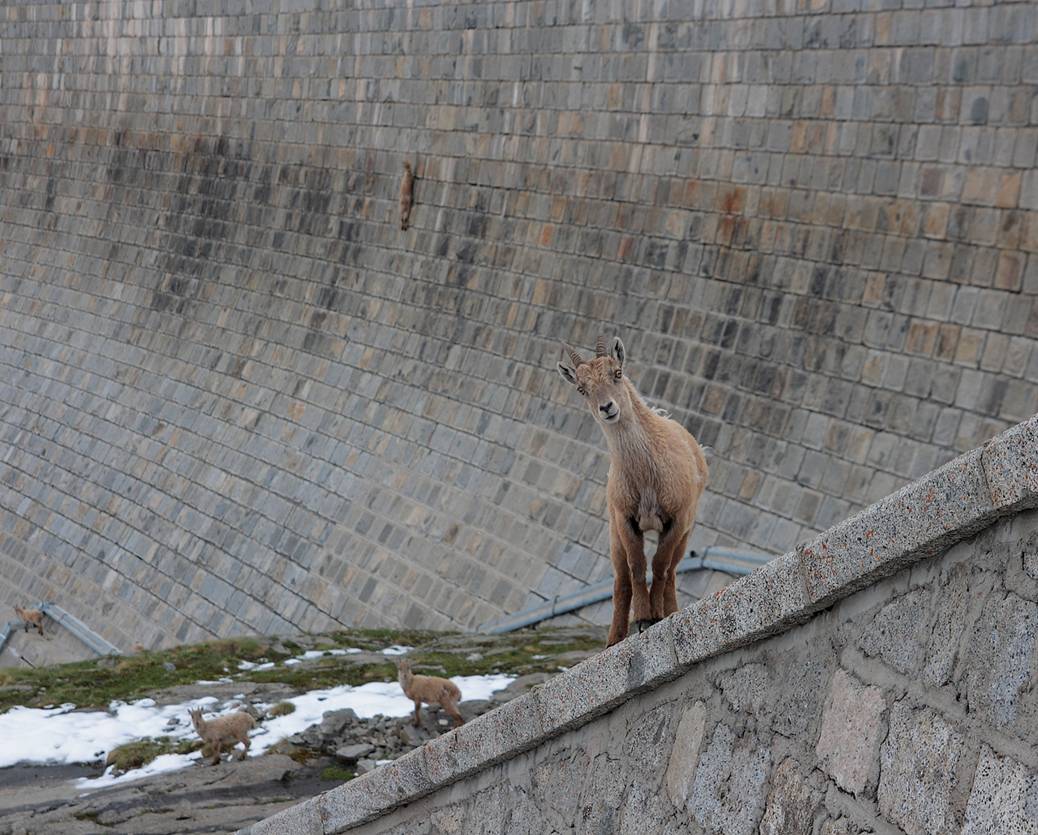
[{"left": 633, "top": 619, "right": 658, "bottom": 633}]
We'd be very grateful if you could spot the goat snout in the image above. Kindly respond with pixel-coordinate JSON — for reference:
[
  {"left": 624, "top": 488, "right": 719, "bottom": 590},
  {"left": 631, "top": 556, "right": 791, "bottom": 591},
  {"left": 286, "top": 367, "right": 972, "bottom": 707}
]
[{"left": 599, "top": 401, "right": 619, "bottom": 422}]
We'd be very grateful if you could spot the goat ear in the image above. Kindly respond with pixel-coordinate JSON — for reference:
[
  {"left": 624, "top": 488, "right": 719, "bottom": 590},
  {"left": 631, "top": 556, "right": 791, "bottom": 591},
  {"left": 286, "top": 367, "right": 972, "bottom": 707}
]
[
  {"left": 611, "top": 337, "right": 625, "bottom": 368},
  {"left": 557, "top": 362, "right": 578, "bottom": 386}
]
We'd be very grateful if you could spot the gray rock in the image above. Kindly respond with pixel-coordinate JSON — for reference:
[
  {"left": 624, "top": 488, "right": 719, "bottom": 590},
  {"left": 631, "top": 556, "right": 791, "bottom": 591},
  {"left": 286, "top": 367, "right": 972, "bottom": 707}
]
[
  {"left": 318, "top": 708, "right": 358, "bottom": 737},
  {"left": 335, "top": 744, "right": 375, "bottom": 763}
]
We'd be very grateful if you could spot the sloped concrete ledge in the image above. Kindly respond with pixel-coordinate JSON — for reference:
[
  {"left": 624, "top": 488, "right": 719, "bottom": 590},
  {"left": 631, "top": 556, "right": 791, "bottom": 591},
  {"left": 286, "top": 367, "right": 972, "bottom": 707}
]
[{"left": 240, "top": 414, "right": 1038, "bottom": 835}]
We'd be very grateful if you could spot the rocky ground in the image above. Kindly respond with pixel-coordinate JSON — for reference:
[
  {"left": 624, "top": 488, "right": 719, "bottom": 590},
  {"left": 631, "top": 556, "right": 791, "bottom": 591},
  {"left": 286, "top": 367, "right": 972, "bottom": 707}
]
[{"left": 0, "top": 626, "right": 603, "bottom": 834}]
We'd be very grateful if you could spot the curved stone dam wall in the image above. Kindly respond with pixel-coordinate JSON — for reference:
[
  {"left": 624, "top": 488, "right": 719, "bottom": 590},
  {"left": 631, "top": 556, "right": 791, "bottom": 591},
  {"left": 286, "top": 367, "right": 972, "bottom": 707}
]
[
  {"left": 246, "top": 417, "right": 1038, "bottom": 834},
  {"left": 1, "top": 0, "right": 1037, "bottom": 648}
]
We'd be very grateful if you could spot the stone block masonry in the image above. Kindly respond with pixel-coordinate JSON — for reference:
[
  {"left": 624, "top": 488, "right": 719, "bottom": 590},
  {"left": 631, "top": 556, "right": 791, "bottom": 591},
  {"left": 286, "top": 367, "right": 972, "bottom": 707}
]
[
  {"left": 2, "top": 0, "right": 1038, "bottom": 646},
  {"left": 244, "top": 414, "right": 1038, "bottom": 834}
]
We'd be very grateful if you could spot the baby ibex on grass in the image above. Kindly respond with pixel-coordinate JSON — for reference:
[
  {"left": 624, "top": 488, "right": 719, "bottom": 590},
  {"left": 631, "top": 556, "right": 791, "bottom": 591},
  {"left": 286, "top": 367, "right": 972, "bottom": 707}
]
[
  {"left": 188, "top": 707, "right": 255, "bottom": 765},
  {"left": 557, "top": 336, "right": 709, "bottom": 647},
  {"left": 397, "top": 659, "right": 464, "bottom": 728},
  {"left": 14, "top": 606, "right": 44, "bottom": 637}
]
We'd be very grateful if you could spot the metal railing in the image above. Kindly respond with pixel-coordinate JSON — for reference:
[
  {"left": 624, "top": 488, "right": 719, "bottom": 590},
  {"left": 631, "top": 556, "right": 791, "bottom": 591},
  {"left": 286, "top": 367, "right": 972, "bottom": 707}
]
[
  {"left": 480, "top": 545, "right": 773, "bottom": 634},
  {"left": 39, "top": 603, "right": 122, "bottom": 656}
]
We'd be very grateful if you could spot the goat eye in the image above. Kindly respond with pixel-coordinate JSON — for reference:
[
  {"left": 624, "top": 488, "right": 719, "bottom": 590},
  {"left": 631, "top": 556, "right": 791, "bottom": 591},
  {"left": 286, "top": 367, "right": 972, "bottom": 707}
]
[
  {"left": 577, "top": 386, "right": 587, "bottom": 397},
  {"left": 614, "top": 369, "right": 622, "bottom": 380}
]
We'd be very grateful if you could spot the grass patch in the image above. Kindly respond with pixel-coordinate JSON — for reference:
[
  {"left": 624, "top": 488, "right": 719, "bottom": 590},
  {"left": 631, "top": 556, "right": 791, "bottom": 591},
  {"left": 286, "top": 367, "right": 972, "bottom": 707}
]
[
  {"left": 268, "top": 701, "right": 295, "bottom": 717},
  {"left": 403, "top": 635, "right": 603, "bottom": 679},
  {"left": 242, "top": 661, "right": 397, "bottom": 690},
  {"left": 0, "top": 628, "right": 602, "bottom": 713},
  {"left": 320, "top": 765, "right": 356, "bottom": 782},
  {"left": 105, "top": 736, "right": 202, "bottom": 772},
  {"left": 0, "top": 637, "right": 283, "bottom": 712}
]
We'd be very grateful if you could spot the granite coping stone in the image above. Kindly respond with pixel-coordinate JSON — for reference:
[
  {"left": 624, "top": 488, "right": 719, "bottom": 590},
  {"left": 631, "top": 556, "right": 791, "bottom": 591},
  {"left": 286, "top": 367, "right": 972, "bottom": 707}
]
[{"left": 241, "top": 413, "right": 1038, "bottom": 834}]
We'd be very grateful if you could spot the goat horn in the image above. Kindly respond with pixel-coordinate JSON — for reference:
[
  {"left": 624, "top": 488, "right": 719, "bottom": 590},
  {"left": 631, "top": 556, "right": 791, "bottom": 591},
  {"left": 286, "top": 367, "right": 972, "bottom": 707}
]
[
  {"left": 562, "top": 343, "right": 585, "bottom": 368},
  {"left": 595, "top": 334, "right": 608, "bottom": 357}
]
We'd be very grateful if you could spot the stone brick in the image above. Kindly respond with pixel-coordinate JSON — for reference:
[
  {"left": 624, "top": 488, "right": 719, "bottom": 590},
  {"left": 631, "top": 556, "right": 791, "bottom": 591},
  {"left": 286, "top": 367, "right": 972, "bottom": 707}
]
[
  {"left": 961, "top": 746, "right": 1038, "bottom": 835},
  {"left": 963, "top": 590, "right": 1038, "bottom": 730},
  {"left": 759, "top": 758, "right": 821, "bottom": 835},
  {"left": 815, "top": 670, "right": 886, "bottom": 797},
  {"left": 688, "top": 723, "right": 771, "bottom": 835},
  {"left": 665, "top": 700, "right": 707, "bottom": 810},
  {"left": 878, "top": 703, "right": 966, "bottom": 835}
]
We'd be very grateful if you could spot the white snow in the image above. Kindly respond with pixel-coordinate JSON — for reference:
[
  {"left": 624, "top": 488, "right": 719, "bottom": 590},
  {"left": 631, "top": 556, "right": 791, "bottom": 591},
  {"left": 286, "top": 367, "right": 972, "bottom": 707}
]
[
  {"left": 249, "top": 674, "right": 513, "bottom": 755},
  {"left": 77, "top": 751, "right": 204, "bottom": 791},
  {"left": 0, "top": 697, "right": 217, "bottom": 770},
  {"left": 0, "top": 673, "right": 515, "bottom": 789},
  {"left": 296, "top": 648, "right": 362, "bottom": 660},
  {"left": 238, "top": 645, "right": 404, "bottom": 671},
  {"left": 236, "top": 660, "right": 275, "bottom": 671}
]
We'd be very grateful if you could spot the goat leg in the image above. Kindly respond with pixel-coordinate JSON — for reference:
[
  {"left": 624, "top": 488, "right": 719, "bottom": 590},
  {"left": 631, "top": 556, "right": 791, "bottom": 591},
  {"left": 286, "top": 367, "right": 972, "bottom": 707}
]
[
  {"left": 617, "top": 517, "right": 650, "bottom": 626},
  {"left": 607, "top": 525, "right": 632, "bottom": 646},
  {"left": 651, "top": 525, "right": 690, "bottom": 620},
  {"left": 442, "top": 698, "right": 464, "bottom": 728}
]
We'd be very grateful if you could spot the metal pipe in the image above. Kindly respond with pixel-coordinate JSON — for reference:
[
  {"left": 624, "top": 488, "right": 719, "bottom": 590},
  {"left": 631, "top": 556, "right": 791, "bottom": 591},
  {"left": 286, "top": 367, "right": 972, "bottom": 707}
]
[
  {"left": 480, "top": 546, "right": 772, "bottom": 634},
  {"left": 0, "top": 621, "right": 15, "bottom": 656},
  {"left": 38, "top": 603, "right": 122, "bottom": 656}
]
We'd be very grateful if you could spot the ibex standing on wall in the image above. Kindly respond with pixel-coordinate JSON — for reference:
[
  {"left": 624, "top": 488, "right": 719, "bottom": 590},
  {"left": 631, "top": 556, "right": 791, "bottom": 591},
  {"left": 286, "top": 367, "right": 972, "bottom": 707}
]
[
  {"left": 14, "top": 606, "right": 45, "bottom": 637},
  {"left": 557, "top": 336, "right": 709, "bottom": 647},
  {"left": 399, "top": 161, "right": 415, "bottom": 230}
]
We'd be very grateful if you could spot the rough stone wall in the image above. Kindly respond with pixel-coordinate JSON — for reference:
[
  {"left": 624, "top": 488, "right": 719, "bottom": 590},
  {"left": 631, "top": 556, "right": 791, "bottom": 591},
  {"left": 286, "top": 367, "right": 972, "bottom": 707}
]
[
  {"left": 346, "top": 510, "right": 1038, "bottom": 835},
  {"left": 244, "top": 415, "right": 1038, "bottom": 835},
  {"left": 343, "top": 519, "right": 1038, "bottom": 835},
  {"left": 2, "top": 0, "right": 1038, "bottom": 646}
]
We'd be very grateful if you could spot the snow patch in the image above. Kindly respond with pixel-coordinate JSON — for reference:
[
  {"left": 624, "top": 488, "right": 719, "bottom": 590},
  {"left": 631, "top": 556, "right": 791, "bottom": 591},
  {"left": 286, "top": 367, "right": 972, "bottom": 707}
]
[
  {"left": 77, "top": 751, "right": 203, "bottom": 791},
  {"left": 249, "top": 674, "right": 512, "bottom": 755},
  {"left": 0, "top": 697, "right": 219, "bottom": 769},
  {"left": 1, "top": 674, "right": 515, "bottom": 788}
]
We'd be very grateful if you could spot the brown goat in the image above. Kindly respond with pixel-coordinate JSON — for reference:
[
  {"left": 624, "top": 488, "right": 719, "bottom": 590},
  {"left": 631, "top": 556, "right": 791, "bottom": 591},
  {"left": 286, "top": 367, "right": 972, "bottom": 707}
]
[
  {"left": 399, "top": 161, "right": 415, "bottom": 230},
  {"left": 14, "top": 606, "right": 44, "bottom": 637},
  {"left": 188, "top": 707, "right": 255, "bottom": 765},
  {"left": 397, "top": 659, "right": 464, "bottom": 728},
  {"left": 557, "top": 336, "right": 709, "bottom": 646}
]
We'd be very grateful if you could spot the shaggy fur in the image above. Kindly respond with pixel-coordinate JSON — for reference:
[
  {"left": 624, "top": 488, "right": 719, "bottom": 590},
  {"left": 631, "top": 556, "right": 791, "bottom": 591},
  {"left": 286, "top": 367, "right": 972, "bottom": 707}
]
[
  {"left": 188, "top": 708, "right": 255, "bottom": 765},
  {"left": 397, "top": 659, "right": 464, "bottom": 727},
  {"left": 14, "top": 606, "right": 44, "bottom": 637},
  {"left": 399, "top": 161, "right": 415, "bottom": 230},
  {"left": 558, "top": 336, "right": 709, "bottom": 646}
]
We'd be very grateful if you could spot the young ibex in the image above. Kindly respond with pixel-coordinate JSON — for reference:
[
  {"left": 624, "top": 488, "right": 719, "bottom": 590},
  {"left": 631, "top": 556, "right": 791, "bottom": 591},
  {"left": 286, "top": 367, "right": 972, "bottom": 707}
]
[
  {"left": 557, "top": 336, "right": 709, "bottom": 647},
  {"left": 399, "top": 161, "right": 415, "bottom": 230},
  {"left": 397, "top": 659, "right": 464, "bottom": 728},
  {"left": 188, "top": 707, "right": 255, "bottom": 765},
  {"left": 14, "top": 606, "right": 44, "bottom": 637}
]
